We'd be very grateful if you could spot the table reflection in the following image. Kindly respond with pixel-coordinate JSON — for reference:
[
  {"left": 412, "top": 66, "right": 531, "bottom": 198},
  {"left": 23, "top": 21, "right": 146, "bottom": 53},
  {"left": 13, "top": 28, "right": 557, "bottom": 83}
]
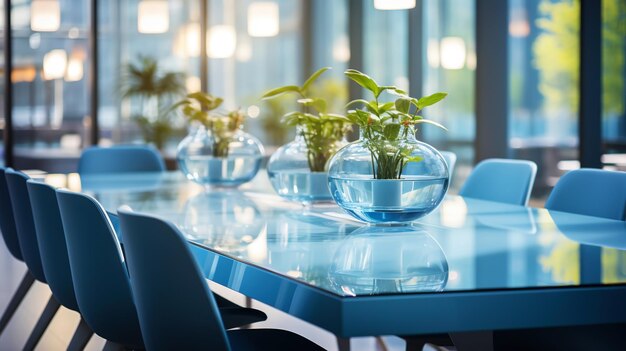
[
  {"left": 329, "top": 226, "right": 449, "bottom": 296},
  {"left": 549, "top": 210, "right": 626, "bottom": 249},
  {"left": 182, "top": 190, "right": 265, "bottom": 254}
]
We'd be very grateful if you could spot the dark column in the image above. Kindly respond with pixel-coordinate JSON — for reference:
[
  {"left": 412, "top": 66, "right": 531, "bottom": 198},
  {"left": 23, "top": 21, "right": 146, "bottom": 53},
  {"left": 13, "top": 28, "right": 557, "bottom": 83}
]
[
  {"left": 3, "top": 0, "right": 13, "bottom": 166},
  {"left": 579, "top": 0, "right": 602, "bottom": 168},
  {"left": 200, "top": 0, "right": 208, "bottom": 92},
  {"left": 408, "top": 1, "right": 424, "bottom": 139},
  {"left": 301, "top": 0, "right": 314, "bottom": 78},
  {"left": 89, "top": 0, "right": 99, "bottom": 145},
  {"left": 475, "top": 0, "right": 509, "bottom": 162},
  {"left": 347, "top": 0, "right": 364, "bottom": 102}
]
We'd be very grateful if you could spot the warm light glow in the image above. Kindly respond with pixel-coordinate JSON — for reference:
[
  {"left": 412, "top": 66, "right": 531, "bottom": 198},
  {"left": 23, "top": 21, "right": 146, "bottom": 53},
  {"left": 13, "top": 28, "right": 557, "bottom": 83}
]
[
  {"left": 174, "top": 23, "right": 200, "bottom": 57},
  {"left": 207, "top": 25, "right": 237, "bottom": 58},
  {"left": 247, "top": 2, "right": 280, "bottom": 37},
  {"left": 466, "top": 50, "right": 477, "bottom": 70},
  {"left": 236, "top": 40, "right": 252, "bottom": 62},
  {"left": 439, "top": 197, "right": 467, "bottom": 228},
  {"left": 44, "top": 174, "right": 68, "bottom": 188},
  {"left": 185, "top": 76, "right": 201, "bottom": 93},
  {"left": 247, "top": 105, "right": 260, "bottom": 118},
  {"left": 31, "top": 0, "right": 61, "bottom": 32},
  {"left": 440, "top": 37, "right": 466, "bottom": 70},
  {"left": 43, "top": 49, "right": 67, "bottom": 80},
  {"left": 333, "top": 35, "right": 351, "bottom": 62},
  {"left": 65, "top": 57, "right": 83, "bottom": 82},
  {"left": 137, "top": 1, "right": 169, "bottom": 34},
  {"left": 11, "top": 66, "right": 37, "bottom": 83},
  {"left": 427, "top": 39, "right": 440, "bottom": 68},
  {"left": 373, "top": 0, "right": 416, "bottom": 10},
  {"left": 509, "top": 9, "right": 530, "bottom": 37}
]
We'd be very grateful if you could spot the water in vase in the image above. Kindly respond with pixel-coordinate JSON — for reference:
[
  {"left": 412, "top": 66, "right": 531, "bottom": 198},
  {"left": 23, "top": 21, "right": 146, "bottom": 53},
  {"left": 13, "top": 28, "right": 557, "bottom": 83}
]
[
  {"left": 179, "top": 155, "right": 262, "bottom": 187},
  {"left": 267, "top": 169, "right": 332, "bottom": 203},
  {"left": 328, "top": 175, "right": 448, "bottom": 223}
]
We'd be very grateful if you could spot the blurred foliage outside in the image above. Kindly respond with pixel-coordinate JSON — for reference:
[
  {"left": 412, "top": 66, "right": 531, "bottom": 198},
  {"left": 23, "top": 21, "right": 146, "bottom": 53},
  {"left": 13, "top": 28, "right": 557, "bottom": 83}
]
[{"left": 534, "top": 0, "right": 625, "bottom": 120}]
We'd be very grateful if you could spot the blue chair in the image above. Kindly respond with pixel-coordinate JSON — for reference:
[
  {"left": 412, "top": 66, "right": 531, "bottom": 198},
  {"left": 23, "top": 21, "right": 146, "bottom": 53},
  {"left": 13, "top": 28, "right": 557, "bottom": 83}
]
[
  {"left": 78, "top": 145, "right": 166, "bottom": 174},
  {"left": 56, "top": 189, "right": 145, "bottom": 350},
  {"left": 56, "top": 190, "right": 266, "bottom": 350},
  {"left": 5, "top": 169, "right": 61, "bottom": 350},
  {"left": 459, "top": 158, "right": 537, "bottom": 206},
  {"left": 545, "top": 168, "right": 626, "bottom": 221},
  {"left": 117, "top": 208, "right": 324, "bottom": 351},
  {"left": 27, "top": 180, "right": 94, "bottom": 349},
  {"left": 0, "top": 167, "right": 35, "bottom": 336}
]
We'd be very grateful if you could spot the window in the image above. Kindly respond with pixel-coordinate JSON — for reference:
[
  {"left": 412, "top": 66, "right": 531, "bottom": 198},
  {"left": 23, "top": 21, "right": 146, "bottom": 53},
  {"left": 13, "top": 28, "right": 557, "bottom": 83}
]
[
  {"left": 98, "top": 0, "right": 198, "bottom": 152},
  {"left": 11, "top": 0, "right": 92, "bottom": 172},
  {"left": 422, "top": 0, "right": 476, "bottom": 191},
  {"left": 602, "top": 0, "right": 626, "bottom": 170},
  {"left": 509, "top": 0, "right": 580, "bottom": 196}
]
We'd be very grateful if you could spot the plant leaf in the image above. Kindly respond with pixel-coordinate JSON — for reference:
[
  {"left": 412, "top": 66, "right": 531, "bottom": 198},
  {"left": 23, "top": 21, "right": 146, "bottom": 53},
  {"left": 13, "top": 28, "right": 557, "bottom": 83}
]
[
  {"left": 383, "top": 123, "right": 401, "bottom": 141},
  {"left": 416, "top": 92, "right": 448, "bottom": 109},
  {"left": 378, "top": 101, "right": 396, "bottom": 114},
  {"left": 262, "top": 85, "right": 302, "bottom": 99},
  {"left": 395, "top": 98, "right": 411, "bottom": 114},
  {"left": 346, "top": 99, "right": 370, "bottom": 109},
  {"left": 302, "top": 67, "right": 331, "bottom": 92},
  {"left": 344, "top": 69, "right": 380, "bottom": 97},
  {"left": 414, "top": 119, "right": 448, "bottom": 130}
]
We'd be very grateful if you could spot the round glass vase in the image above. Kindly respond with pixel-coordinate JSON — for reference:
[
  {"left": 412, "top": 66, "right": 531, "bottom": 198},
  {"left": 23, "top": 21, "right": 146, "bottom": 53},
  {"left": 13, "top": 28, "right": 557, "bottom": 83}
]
[
  {"left": 327, "top": 131, "right": 449, "bottom": 224},
  {"left": 177, "top": 125, "right": 264, "bottom": 188},
  {"left": 267, "top": 127, "right": 346, "bottom": 204}
]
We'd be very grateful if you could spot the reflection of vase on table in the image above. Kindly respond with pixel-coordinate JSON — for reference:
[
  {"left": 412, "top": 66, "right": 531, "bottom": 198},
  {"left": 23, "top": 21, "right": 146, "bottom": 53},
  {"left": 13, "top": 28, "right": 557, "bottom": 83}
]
[{"left": 330, "top": 226, "right": 449, "bottom": 295}]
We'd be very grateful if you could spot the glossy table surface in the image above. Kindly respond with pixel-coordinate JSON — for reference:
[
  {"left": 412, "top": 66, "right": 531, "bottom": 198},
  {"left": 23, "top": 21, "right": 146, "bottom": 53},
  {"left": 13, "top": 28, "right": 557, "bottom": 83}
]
[{"left": 47, "top": 171, "right": 626, "bottom": 337}]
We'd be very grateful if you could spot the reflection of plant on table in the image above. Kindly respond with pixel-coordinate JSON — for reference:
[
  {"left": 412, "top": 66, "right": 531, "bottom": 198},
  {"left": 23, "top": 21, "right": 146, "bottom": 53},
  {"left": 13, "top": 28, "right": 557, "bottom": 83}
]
[
  {"left": 171, "top": 92, "right": 245, "bottom": 158},
  {"left": 121, "top": 56, "right": 185, "bottom": 149},
  {"left": 262, "top": 67, "right": 353, "bottom": 172},
  {"left": 344, "top": 69, "right": 448, "bottom": 180}
]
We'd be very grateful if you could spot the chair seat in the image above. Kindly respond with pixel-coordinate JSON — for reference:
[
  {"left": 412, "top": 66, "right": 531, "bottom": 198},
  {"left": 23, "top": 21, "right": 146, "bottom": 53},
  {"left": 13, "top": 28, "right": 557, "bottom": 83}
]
[{"left": 228, "top": 328, "right": 325, "bottom": 351}]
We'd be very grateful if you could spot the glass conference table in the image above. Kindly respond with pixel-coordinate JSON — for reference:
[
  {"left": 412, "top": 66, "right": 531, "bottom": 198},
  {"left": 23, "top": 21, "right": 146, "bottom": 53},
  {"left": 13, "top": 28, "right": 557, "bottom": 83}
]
[{"left": 48, "top": 171, "right": 626, "bottom": 342}]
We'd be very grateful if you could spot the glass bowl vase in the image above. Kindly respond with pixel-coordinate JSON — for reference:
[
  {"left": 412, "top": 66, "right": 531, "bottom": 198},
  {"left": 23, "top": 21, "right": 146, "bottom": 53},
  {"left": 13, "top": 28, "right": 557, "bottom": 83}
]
[
  {"left": 267, "top": 130, "right": 345, "bottom": 204},
  {"left": 177, "top": 126, "right": 264, "bottom": 188},
  {"left": 327, "top": 134, "right": 449, "bottom": 223}
]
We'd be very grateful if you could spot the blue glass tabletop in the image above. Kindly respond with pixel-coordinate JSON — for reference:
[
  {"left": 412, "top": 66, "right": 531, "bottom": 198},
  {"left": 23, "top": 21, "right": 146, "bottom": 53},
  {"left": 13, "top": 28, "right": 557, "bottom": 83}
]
[{"left": 51, "top": 171, "right": 626, "bottom": 298}]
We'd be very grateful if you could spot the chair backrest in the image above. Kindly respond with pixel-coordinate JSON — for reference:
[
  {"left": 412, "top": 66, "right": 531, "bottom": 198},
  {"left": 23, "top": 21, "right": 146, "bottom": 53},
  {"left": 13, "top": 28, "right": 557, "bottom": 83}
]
[
  {"left": 56, "top": 189, "right": 143, "bottom": 348},
  {"left": 78, "top": 145, "right": 165, "bottom": 174},
  {"left": 0, "top": 167, "right": 23, "bottom": 261},
  {"left": 27, "top": 180, "right": 79, "bottom": 311},
  {"left": 545, "top": 168, "right": 626, "bottom": 221},
  {"left": 459, "top": 158, "right": 537, "bottom": 206},
  {"left": 440, "top": 151, "right": 457, "bottom": 177},
  {"left": 118, "top": 208, "right": 230, "bottom": 351},
  {"left": 5, "top": 169, "right": 46, "bottom": 282}
]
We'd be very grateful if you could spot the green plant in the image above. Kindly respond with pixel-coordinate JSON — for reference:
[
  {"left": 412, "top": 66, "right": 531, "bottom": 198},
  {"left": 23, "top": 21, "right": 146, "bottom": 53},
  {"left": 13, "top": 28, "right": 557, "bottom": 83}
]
[
  {"left": 344, "top": 69, "right": 447, "bottom": 180},
  {"left": 172, "top": 92, "right": 245, "bottom": 157},
  {"left": 120, "top": 56, "right": 185, "bottom": 149},
  {"left": 262, "top": 67, "right": 353, "bottom": 172}
]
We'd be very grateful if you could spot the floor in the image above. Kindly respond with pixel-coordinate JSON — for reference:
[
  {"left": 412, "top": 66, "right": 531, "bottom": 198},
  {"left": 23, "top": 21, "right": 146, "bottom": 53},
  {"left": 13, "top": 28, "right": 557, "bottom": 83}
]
[{"left": 0, "top": 242, "right": 407, "bottom": 351}]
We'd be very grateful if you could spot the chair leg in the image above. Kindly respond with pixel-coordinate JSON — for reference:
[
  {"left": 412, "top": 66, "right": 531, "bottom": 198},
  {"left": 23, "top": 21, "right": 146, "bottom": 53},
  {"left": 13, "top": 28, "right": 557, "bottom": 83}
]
[
  {"left": 337, "top": 337, "right": 350, "bottom": 351},
  {"left": 0, "top": 271, "right": 35, "bottom": 335},
  {"left": 67, "top": 317, "right": 93, "bottom": 351},
  {"left": 23, "top": 295, "right": 61, "bottom": 351},
  {"left": 102, "top": 341, "right": 128, "bottom": 351},
  {"left": 403, "top": 334, "right": 453, "bottom": 351},
  {"left": 449, "top": 331, "right": 493, "bottom": 351}
]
